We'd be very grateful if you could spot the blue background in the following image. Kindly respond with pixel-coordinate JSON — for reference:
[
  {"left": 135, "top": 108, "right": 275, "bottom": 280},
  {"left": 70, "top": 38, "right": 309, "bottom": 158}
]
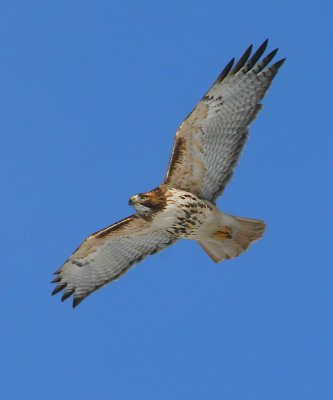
[{"left": 1, "top": 1, "right": 332, "bottom": 399}]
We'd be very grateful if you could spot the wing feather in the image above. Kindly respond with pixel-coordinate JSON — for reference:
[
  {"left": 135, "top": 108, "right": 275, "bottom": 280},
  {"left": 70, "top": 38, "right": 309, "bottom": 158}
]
[
  {"left": 52, "top": 215, "right": 176, "bottom": 307},
  {"left": 165, "top": 40, "right": 285, "bottom": 202}
]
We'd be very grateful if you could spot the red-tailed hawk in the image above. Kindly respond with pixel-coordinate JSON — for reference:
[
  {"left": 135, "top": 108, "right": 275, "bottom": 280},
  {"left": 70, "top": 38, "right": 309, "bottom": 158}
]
[{"left": 52, "top": 40, "right": 285, "bottom": 307}]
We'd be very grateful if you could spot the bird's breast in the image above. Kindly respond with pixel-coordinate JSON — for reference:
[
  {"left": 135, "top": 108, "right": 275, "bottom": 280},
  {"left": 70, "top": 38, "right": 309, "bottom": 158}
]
[{"left": 151, "top": 193, "right": 218, "bottom": 239}]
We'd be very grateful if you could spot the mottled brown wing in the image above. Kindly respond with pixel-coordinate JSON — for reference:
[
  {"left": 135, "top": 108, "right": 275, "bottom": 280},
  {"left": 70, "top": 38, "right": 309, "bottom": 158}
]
[
  {"left": 52, "top": 215, "right": 176, "bottom": 307},
  {"left": 165, "top": 40, "right": 285, "bottom": 202}
]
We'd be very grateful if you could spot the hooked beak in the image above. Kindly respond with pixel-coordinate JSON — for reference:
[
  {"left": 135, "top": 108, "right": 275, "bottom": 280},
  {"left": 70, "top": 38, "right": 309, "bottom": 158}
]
[{"left": 129, "top": 195, "right": 138, "bottom": 206}]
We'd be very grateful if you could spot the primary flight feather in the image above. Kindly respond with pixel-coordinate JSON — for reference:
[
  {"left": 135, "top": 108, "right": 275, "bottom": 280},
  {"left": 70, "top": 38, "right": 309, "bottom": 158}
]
[{"left": 52, "top": 40, "right": 285, "bottom": 307}]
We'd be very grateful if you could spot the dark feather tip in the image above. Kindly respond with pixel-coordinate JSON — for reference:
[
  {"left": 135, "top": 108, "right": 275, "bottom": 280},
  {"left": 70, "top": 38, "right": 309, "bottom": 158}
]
[
  {"left": 263, "top": 48, "right": 279, "bottom": 64},
  {"left": 256, "top": 48, "right": 279, "bottom": 71},
  {"left": 53, "top": 269, "right": 61, "bottom": 275},
  {"left": 50, "top": 276, "right": 61, "bottom": 284},
  {"left": 272, "top": 58, "right": 286, "bottom": 69},
  {"left": 73, "top": 296, "right": 84, "bottom": 308},
  {"left": 52, "top": 283, "right": 67, "bottom": 296},
  {"left": 232, "top": 44, "right": 253, "bottom": 74},
  {"left": 259, "top": 38, "right": 269, "bottom": 53},
  {"left": 61, "top": 289, "right": 75, "bottom": 302},
  {"left": 217, "top": 58, "right": 234, "bottom": 82},
  {"left": 244, "top": 39, "right": 269, "bottom": 72}
]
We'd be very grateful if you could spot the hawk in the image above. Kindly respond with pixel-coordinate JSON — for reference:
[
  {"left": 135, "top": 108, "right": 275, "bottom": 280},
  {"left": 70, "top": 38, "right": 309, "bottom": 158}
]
[{"left": 52, "top": 40, "right": 285, "bottom": 307}]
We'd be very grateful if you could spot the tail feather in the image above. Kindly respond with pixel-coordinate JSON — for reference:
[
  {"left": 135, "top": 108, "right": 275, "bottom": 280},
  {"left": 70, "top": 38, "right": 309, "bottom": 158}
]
[
  {"left": 198, "top": 215, "right": 266, "bottom": 263},
  {"left": 232, "top": 216, "right": 266, "bottom": 250}
]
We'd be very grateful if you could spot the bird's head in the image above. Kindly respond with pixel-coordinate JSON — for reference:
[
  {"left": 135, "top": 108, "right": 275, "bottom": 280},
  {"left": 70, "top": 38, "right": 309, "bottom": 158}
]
[{"left": 129, "top": 187, "right": 167, "bottom": 216}]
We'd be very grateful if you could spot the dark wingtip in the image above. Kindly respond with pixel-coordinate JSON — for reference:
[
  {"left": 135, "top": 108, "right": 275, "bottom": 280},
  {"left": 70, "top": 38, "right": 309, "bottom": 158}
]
[
  {"left": 265, "top": 47, "right": 279, "bottom": 63},
  {"left": 260, "top": 38, "right": 269, "bottom": 51},
  {"left": 252, "top": 48, "right": 280, "bottom": 74},
  {"left": 52, "top": 283, "right": 67, "bottom": 296},
  {"left": 73, "top": 296, "right": 84, "bottom": 308},
  {"left": 273, "top": 58, "right": 286, "bottom": 69},
  {"left": 217, "top": 58, "right": 235, "bottom": 82},
  {"left": 244, "top": 39, "right": 269, "bottom": 72},
  {"left": 61, "top": 289, "right": 75, "bottom": 302},
  {"left": 255, "top": 38, "right": 269, "bottom": 56},
  {"left": 50, "top": 276, "right": 61, "bottom": 284},
  {"left": 232, "top": 44, "right": 253, "bottom": 74},
  {"left": 53, "top": 269, "right": 61, "bottom": 275}
]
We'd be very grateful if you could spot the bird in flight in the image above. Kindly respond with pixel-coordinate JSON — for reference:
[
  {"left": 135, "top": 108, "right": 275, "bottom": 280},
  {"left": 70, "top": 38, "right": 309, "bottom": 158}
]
[{"left": 52, "top": 40, "right": 285, "bottom": 307}]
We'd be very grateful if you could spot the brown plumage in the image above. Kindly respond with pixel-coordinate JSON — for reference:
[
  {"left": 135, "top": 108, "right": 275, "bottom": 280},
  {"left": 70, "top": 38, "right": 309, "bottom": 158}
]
[{"left": 52, "top": 40, "right": 284, "bottom": 307}]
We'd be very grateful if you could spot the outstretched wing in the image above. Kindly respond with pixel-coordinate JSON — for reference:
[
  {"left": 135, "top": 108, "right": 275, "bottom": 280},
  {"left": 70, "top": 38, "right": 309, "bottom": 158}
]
[
  {"left": 52, "top": 215, "right": 176, "bottom": 307},
  {"left": 165, "top": 40, "right": 285, "bottom": 202}
]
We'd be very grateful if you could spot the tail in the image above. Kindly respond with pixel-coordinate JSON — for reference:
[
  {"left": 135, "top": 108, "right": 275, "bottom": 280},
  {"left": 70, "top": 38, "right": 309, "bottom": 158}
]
[{"left": 198, "top": 215, "right": 266, "bottom": 263}]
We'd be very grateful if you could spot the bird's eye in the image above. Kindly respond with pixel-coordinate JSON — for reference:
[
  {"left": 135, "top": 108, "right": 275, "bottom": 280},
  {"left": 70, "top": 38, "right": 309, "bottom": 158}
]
[{"left": 139, "top": 194, "right": 147, "bottom": 200}]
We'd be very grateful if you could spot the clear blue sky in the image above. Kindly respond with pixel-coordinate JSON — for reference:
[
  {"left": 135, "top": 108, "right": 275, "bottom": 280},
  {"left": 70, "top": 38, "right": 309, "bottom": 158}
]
[{"left": 1, "top": 1, "right": 332, "bottom": 399}]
